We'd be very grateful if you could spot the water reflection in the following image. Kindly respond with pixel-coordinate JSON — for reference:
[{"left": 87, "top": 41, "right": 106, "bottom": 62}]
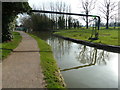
[
  {"left": 47, "top": 36, "right": 110, "bottom": 71},
  {"left": 47, "top": 36, "right": 72, "bottom": 60},
  {"left": 40, "top": 34, "right": 118, "bottom": 88},
  {"left": 76, "top": 45, "right": 109, "bottom": 65},
  {"left": 61, "top": 47, "right": 109, "bottom": 71}
]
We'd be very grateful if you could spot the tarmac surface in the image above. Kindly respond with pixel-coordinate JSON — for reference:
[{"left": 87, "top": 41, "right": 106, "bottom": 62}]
[{"left": 2, "top": 31, "right": 45, "bottom": 88}]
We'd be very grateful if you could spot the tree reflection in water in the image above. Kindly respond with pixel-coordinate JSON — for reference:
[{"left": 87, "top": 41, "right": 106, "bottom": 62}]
[
  {"left": 76, "top": 45, "right": 109, "bottom": 65},
  {"left": 47, "top": 36, "right": 109, "bottom": 72},
  {"left": 61, "top": 45, "right": 109, "bottom": 71},
  {"left": 47, "top": 36, "right": 72, "bottom": 59}
]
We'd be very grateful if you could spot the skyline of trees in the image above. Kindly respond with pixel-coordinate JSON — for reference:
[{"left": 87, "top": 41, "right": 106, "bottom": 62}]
[
  {"left": 20, "top": 1, "right": 82, "bottom": 32},
  {"left": 99, "top": 0, "right": 118, "bottom": 29},
  {"left": 80, "top": 0, "right": 96, "bottom": 29},
  {"left": 19, "top": 0, "right": 119, "bottom": 30}
]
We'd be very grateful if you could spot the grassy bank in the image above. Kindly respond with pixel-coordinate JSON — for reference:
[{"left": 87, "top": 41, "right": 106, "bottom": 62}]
[
  {"left": 29, "top": 34, "right": 66, "bottom": 88},
  {"left": 1, "top": 32, "right": 22, "bottom": 60},
  {"left": 54, "top": 29, "right": 119, "bottom": 46}
]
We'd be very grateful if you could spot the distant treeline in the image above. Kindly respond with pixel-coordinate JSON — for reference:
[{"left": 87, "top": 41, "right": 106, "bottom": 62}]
[
  {"left": 21, "top": 13, "right": 82, "bottom": 32},
  {"left": 20, "top": 1, "right": 82, "bottom": 32}
]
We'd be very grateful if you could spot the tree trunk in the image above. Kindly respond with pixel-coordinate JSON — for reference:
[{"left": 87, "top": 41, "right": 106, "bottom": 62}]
[
  {"left": 106, "top": 16, "right": 109, "bottom": 29},
  {"left": 86, "top": 12, "right": 88, "bottom": 29},
  {"left": 106, "top": 4, "right": 109, "bottom": 29}
]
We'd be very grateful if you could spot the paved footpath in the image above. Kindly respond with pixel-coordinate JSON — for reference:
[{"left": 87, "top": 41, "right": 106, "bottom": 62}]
[{"left": 2, "top": 31, "right": 45, "bottom": 88}]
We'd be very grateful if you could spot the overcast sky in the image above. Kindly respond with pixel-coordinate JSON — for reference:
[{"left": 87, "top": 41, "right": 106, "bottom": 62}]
[
  {"left": 28, "top": 0, "right": 119, "bottom": 23},
  {"left": 28, "top": 0, "right": 119, "bottom": 13},
  {"left": 17, "top": 0, "right": 120, "bottom": 25}
]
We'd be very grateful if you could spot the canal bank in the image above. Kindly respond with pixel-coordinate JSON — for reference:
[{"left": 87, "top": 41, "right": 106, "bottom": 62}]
[
  {"left": 53, "top": 34, "right": 120, "bottom": 53},
  {"left": 46, "top": 35, "right": 118, "bottom": 88},
  {"left": 30, "top": 31, "right": 118, "bottom": 88},
  {"left": 29, "top": 33, "right": 66, "bottom": 88}
]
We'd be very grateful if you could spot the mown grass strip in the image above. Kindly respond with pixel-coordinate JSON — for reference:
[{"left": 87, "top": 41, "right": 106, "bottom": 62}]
[
  {"left": 1, "top": 32, "right": 22, "bottom": 60},
  {"left": 29, "top": 34, "right": 66, "bottom": 88},
  {"left": 54, "top": 29, "right": 119, "bottom": 46}
]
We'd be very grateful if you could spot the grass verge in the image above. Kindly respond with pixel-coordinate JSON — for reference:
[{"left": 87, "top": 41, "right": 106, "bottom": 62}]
[
  {"left": 54, "top": 29, "right": 119, "bottom": 46},
  {"left": 29, "top": 33, "right": 66, "bottom": 88},
  {"left": 1, "top": 32, "right": 22, "bottom": 60}
]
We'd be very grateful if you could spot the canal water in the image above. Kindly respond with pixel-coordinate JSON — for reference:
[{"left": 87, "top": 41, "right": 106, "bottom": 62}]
[{"left": 37, "top": 32, "right": 118, "bottom": 88}]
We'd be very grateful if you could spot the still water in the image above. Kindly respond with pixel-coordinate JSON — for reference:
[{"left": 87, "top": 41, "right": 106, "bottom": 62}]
[{"left": 46, "top": 36, "right": 118, "bottom": 88}]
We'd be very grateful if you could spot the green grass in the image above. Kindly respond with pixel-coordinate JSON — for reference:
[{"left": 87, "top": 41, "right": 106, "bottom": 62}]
[
  {"left": 54, "top": 28, "right": 119, "bottom": 46},
  {"left": 29, "top": 34, "right": 66, "bottom": 88},
  {"left": 1, "top": 32, "right": 22, "bottom": 60}
]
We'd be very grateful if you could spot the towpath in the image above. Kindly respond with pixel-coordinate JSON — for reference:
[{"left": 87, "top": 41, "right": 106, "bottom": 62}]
[{"left": 2, "top": 31, "right": 45, "bottom": 88}]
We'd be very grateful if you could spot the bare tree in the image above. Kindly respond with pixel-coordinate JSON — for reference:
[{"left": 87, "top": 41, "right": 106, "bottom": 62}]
[
  {"left": 111, "top": 13, "right": 118, "bottom": 29},
  {"left": 67, "top": 5, "right": 73, "bottom": 29},
  {"left": 56, "top": 1, "right": 67, "bottom": 29},
  {"left": 99, "top": 0, "right": 117, "bottom": 29},
  {"left": 80, "top": 0, "right": 96, "bottom": 29}
]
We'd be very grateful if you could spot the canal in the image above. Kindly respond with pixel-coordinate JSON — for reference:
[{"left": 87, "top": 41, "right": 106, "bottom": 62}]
[{"left": 36, "top": 32, "right": 118, "bottom": 88}]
